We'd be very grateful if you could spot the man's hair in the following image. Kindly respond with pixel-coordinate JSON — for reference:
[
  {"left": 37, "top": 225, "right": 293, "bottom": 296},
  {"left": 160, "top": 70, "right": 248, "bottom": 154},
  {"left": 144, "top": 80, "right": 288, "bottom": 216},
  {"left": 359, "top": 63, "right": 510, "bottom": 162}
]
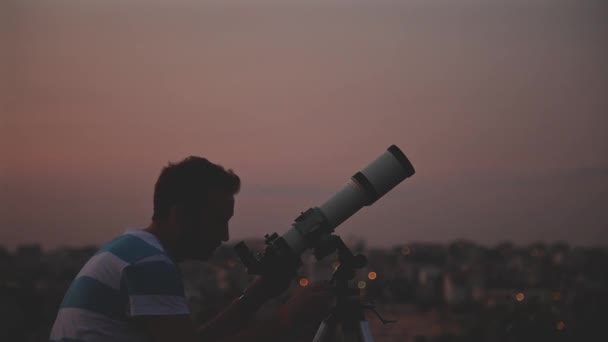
[{"left": 152, "top": 156, "right": 240, "bottom": 222}]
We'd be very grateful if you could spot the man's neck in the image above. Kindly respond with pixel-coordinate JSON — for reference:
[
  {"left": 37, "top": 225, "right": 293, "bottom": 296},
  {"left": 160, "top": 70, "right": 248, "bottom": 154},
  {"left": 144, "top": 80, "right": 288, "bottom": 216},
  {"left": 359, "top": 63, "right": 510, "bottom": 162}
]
[{"left": 144, "top": 222, "right": 178, "bottom": 259}]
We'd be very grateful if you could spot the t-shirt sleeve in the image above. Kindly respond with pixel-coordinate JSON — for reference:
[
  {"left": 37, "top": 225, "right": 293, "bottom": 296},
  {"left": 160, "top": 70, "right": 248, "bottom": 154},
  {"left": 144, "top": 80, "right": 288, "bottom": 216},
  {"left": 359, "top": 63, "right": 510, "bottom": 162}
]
[{"left": 122, "top": 258, "right": 190, "bottom": 317}]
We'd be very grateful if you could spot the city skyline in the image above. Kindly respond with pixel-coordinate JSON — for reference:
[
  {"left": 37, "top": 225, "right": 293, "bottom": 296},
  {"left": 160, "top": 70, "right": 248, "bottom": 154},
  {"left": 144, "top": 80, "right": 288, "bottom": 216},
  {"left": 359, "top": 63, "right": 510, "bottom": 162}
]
[{"left": 1, "top": 0, "right": 607, "bottom": 249}]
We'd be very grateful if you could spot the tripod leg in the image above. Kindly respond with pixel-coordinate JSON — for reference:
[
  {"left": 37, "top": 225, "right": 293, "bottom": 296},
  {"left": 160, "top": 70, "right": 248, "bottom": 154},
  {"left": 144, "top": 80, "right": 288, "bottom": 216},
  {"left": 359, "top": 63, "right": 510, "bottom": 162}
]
[
  {"left": 313, "top": 316, "right": 335, "bottom": 342},
  {"left": 357, "top": 320, "right": 375, "bottom": 342},
  {"left": 342, "top": 318, "right": 375, "bottom": 342}
]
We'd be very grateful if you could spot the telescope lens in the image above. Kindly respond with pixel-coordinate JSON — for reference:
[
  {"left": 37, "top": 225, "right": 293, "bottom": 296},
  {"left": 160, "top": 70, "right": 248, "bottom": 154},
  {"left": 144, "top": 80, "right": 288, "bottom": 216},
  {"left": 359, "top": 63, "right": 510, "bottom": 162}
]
[{"left": 387, "top": 145, "right": 415, "bottom": 178}]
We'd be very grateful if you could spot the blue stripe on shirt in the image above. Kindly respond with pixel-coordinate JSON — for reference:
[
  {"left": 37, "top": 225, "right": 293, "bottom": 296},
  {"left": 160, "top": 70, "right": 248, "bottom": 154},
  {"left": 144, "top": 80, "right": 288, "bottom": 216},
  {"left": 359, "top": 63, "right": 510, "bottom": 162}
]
[
  {"left": 96, "top": 234, "right": 163, "bottom": 263},
  {"left": 60, "top": 276, "right": 126, "bottom": 319}
]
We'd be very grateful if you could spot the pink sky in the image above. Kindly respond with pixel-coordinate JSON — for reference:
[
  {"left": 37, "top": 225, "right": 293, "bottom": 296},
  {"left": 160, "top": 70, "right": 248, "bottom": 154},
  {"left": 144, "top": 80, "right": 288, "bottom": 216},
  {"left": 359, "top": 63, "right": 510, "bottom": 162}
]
[{"left": 1, "top": 0, "right": 607, "bottom": 249}]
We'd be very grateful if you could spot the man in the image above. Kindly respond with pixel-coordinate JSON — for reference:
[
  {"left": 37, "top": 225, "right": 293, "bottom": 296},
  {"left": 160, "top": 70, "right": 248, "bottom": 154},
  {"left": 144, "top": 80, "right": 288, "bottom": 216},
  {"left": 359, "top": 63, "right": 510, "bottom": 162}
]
[{"left": 50, "top": 157, "right": 333, "bottom": 342}]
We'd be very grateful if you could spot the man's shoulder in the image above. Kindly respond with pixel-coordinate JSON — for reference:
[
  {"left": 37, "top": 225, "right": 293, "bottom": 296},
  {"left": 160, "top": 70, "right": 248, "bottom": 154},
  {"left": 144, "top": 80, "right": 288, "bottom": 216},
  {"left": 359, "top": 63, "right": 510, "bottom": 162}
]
[{"left": 96, "top": 230, "right": 168, "bottom": 265}]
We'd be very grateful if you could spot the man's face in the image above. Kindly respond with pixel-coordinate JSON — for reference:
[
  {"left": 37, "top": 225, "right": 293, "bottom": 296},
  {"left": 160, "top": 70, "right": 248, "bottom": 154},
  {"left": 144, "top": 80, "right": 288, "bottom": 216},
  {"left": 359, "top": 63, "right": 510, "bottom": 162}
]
[{"left": 176, "top": 189, "right": 234, "bottom": 261}]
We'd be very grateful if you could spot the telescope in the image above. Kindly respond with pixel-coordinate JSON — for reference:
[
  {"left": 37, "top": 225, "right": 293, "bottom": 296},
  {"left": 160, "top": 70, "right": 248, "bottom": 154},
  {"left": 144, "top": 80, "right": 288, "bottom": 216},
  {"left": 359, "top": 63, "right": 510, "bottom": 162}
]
[{"left": 234, "top": 145, "right": 415, "bottom": 277}]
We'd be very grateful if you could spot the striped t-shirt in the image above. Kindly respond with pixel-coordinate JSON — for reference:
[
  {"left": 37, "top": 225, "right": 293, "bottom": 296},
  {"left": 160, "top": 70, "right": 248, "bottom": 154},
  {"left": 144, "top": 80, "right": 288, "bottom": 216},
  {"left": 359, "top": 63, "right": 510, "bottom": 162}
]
[{"left": 50, "top": 229, "right": 190, "bottom": 342}]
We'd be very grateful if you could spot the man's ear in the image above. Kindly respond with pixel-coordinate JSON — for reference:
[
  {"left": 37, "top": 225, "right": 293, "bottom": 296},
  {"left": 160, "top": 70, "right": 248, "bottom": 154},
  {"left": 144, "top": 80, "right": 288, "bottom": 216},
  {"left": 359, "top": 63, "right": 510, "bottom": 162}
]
[{"left": 170, "top": 204, "right": 198, "bottom": 228}]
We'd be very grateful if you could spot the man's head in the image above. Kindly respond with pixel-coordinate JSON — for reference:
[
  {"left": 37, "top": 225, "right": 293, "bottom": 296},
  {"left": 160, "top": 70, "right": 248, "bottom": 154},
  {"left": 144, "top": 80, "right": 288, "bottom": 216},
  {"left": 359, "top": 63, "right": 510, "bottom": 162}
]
[{"left": 152, "top": 157, "right": 240, "bottom": 261}]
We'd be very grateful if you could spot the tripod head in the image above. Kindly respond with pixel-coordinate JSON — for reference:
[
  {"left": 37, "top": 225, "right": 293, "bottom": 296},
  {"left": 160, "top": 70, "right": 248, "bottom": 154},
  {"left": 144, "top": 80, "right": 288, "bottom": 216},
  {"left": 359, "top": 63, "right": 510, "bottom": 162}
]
[
  {"left": 319, "top": 235, "right": 366, "bottom": 287},
  {"left": 323, "top": 235, "right": 397, "bottom": 326}
]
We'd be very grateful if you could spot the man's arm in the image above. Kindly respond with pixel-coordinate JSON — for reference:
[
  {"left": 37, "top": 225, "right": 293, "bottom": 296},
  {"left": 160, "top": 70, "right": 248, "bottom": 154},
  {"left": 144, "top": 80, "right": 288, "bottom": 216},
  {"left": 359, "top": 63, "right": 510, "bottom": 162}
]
[
  {"left": 198, "top": 302, "right": 291, "bottom": 342},
  {"left": 141, "top": 280, "right": 332, "bottom": 342},
  {"left": 196, "top": 275, "right": 286, "bottom": 340}
]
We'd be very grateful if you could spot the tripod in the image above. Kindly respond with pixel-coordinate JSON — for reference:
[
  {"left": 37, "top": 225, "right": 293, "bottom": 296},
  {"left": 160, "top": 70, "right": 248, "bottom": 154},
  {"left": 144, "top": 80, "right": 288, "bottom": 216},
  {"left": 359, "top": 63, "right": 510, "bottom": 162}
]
[{"left": 312, "top": 237, "right": 395, "bottom": 342}]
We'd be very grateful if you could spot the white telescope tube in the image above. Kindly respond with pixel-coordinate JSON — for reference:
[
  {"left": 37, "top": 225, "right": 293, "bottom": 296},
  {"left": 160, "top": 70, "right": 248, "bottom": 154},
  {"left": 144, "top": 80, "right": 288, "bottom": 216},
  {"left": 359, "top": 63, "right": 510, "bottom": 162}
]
[{"left": 319, "top": 145, "right": 415, "bottom": 229}]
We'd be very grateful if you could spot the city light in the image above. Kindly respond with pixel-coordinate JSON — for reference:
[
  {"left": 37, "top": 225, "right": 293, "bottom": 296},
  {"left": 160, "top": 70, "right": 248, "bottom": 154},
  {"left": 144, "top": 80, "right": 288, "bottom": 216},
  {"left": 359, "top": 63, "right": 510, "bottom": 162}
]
[
  {"left": 299, "top": 278, "right": 309, "bottom": 287},
  {"left": 368, "top": 271, "right": 377, "bottom": 280},
  {"left": 515, "top": 292, "right": 525, "bottom": 302},
  {"left": 556, "top": 321, "right": 566, "bottom": 331}
]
